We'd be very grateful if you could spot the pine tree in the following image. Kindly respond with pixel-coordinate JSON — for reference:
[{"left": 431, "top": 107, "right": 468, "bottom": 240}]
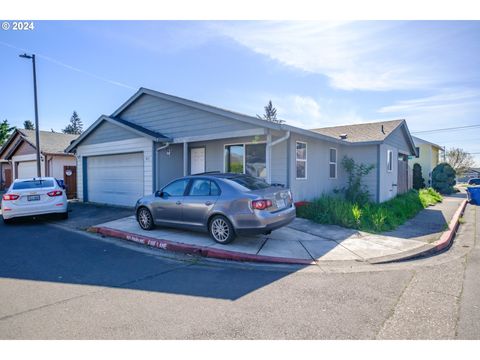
[
  {"left": 62, "top": 111, "right": 83, "bottom": 135},
  {"left": 412, "top": 163, "right": 425, "bottom": 190},
  {"left": 23, "top": 120, "right": 35, "bottom": 130},
  {"left": 0, "top": 119, "right": 15, "bottom": 146},
  {"left": 257, "top": 100, "right": 285, "bottom": 124}
]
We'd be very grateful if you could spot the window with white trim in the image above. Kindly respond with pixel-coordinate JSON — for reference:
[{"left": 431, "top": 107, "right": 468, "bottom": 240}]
[
  {"left": 387, "top": 150, "right": 393, "bottom": 172},
  {"left": 296, "top": 141, "right": 307, "bottom": 179},
  {"left": 329, "top": 148, "right": 337, "bottom": 179}
]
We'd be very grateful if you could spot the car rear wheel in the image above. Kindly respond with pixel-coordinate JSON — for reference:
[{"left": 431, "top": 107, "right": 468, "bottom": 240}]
[
  {"left": 137, "top": 207, "right": 155, "bottom": 230},
  {"left": 209, "top": 215, "right": 235, "bottom": 244},
  {"left": 2, "top": 217, "right": 12, "bottom": 225}
]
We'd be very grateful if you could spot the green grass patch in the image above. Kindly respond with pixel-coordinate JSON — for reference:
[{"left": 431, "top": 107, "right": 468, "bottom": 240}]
[{"left": 296, "top": 188, "right": 443, "bottom": 233}]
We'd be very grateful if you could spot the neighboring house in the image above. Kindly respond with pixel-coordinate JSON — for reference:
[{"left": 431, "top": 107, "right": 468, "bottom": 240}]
[
  {"left": 0, "top": 129, "right": 79, "bottom": 198},
  {"left": 66, "top": 88, "right": 417, "bottom": 207},
  {"left": 457, "top": 167, "right": 480, "bottom": 183},
  {"left": 409, "top": 136, "right": 443, "bottom": 186}
]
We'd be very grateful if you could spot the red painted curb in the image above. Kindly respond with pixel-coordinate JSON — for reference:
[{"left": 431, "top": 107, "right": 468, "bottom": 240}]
[
  {"left": 432, "top": 199, "right": 468, "bottom": 252},
  {"left": 90, "top": 226, "right": 315, "bottom": 265}
]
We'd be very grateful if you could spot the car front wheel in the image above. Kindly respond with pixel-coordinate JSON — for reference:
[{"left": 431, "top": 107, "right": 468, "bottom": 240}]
[
  {"left": 209, "top": 215, "right": 235, "bottom": 244},
  {"left": 137, "top": 207, "right": 155, "bottom": 230}
]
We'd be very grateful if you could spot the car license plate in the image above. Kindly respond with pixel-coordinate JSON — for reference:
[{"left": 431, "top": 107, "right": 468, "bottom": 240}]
[
  {"left": 276, "top": 198, "right": 286, "bottom": 209},
  {"left": 27, "top": 195, "right": 40, "bottom": 201}
]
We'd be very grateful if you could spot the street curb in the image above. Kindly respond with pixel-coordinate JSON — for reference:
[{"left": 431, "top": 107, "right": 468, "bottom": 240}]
[
  {"left": 368, "top": 199, "right": 468, "bottom": 264},
  {"left": 89, "top": 226, "right": 315, "bottom": 265}
]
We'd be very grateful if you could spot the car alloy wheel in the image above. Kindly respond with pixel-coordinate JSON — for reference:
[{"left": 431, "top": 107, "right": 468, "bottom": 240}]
[
  {"left": 138, "top": 207, "right": 154, "bottom": 230},
  {"left": 209, "top": 215, "right": 235, "bottom": 244}
]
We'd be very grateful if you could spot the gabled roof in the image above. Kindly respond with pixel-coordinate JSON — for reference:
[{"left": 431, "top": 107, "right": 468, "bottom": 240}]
[
  {"left": 65, "top": 115, "right": 171, "bottom": 153},
  {"left": 311, "top": 119, "right": 404, "bottom": 143},
  {"left": 311, "top": 119, "right": 417, "bottom": 154},
  {"left": 411, "top": 136, "right": 443, "bottom": 150},
  {"left": 0, "top": 129, "right": 79, "bottom": 159},
  {"left": 108, "top": 87, "right": 351, "bottom": 145},
  {"left": 67, "top": 87, "right": 417, "bottom": 154},
  {"left": 20, "top": 129, "right": 79, "bottom": 155}
]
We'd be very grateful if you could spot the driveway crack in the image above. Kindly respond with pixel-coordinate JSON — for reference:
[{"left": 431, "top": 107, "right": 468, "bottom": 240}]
[{"left": 375, "top": 270, "right": 416, "bottom": 339}]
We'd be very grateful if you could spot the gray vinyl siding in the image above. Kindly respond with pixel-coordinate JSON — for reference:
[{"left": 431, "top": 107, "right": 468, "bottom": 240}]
[
  {"left": 288, "top": 133, "right": 345, "bottom": 202},
  {"left": 118, "top": 94, "right": 258, "bottom": 138},
  {"left": 384, "top": 125, "right": 412, "bottom": 154},
  {"left": 378, "top": 143, "right": 399, "bottom": 202},
  {"left": 338, "top": 144, "right": 378, "bottom": 202},
  {"left": 81, "top": 121, "right": 141, "bottom": 146},
  {"left": 270, "top": 139, "right": 287, "bottom": 186},
  {"left": 157, "top": 143, "right": 184, "bottom": 189}
]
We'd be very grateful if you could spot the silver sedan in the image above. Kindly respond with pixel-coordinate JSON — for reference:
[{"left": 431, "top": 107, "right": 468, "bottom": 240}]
[{"left": 135, "top": 173, "right": 296, "bottom": 244}]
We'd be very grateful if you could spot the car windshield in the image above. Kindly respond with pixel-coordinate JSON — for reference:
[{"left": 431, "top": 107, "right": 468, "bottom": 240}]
[
  {"left": 228, "top": 175, "right": 270, "bottom": 190},
  {"left": 12, "top": 180, "right": 55, "bottom": 190}
]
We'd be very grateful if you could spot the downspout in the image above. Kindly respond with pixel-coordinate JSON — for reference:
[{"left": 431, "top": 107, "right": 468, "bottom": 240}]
[{"left": 266, "top": 131, "right": 290, "bottom": 184}]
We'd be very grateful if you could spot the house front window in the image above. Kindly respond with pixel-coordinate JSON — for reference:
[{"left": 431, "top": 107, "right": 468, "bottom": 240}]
[
  {"left": 329, "top": 148, "right": 337, "bottom": 179},
  {"left": 224, "top": 143, "right": 266, "bottom": 178},
  {"left": 296, "top": 141, "right": 307, "bottom": 179},
  {"left": 225, "top": 144, "right": 244, "bottom": 174},
  {"left": 387, "top": 150, "right": 393, "bottom": 172}
]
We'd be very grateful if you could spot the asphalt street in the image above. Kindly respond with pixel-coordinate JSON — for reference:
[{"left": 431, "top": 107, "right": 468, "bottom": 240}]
[{"left": 0, "top": 204, "right": 478, "bottom": 339}]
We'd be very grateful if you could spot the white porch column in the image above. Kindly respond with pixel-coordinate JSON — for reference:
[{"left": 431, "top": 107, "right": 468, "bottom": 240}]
[
  {"left": 183, "top": 142, "right": 188, "bottom": 176},
  {"left": 266, "top": 131, "right": 272, "bottom": 184}
]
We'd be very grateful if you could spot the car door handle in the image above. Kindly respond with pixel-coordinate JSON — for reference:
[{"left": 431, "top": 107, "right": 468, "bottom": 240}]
[
  {"left": 176, "top": 201, "right": 182, "bottom": 205},
  {"left": 205, "top": 201, "right": 212, "bottom": 206}
]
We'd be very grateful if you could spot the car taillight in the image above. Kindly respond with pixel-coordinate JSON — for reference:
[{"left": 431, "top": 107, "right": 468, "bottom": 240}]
[
  {"left": 2, "top": 194, "right": 19, "bottom": 201},
  {"left": 252, "top": 199, "right": 273, "bottom": 210},
  {"left": 47, "top": 190, "right": 63, "bottom": 197}
]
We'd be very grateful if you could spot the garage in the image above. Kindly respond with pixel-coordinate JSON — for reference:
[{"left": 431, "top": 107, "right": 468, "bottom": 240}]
[
  {"left": 17, "top": 161, "right": 37, "bottom": 179},
  {"left": 86, "top": 152, "right": 144, "bottom": 207}
]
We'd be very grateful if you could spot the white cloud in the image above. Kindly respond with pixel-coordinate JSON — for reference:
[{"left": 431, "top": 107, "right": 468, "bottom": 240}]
[
  {"left": 378, "top": 90, "right": 480, "bottom": 114},
  {"left": 213, "top": 21, "right": 470, "bottom": 91}
]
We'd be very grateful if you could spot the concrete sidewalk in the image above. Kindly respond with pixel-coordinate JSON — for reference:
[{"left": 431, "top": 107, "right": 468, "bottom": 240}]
[{"left": 91, "top": 194, "right": 467, "bottom": 264}]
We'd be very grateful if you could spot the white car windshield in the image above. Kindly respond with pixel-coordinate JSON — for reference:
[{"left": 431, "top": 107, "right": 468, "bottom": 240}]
[{"left": 12, "top": 180, "right": 55, "bottom": 190}]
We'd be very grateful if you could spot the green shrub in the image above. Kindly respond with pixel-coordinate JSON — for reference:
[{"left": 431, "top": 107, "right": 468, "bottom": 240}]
[
  {"left": 341, "top": 156, "right": 375, "bottom": 205},
  {"left": 297, "top": 188, "right": 443, "bottom": 233},
  {"left": 432, "top": 163, "right": 456, "bottom": 194},
  {"left": 412, "top": 163, "right": 425, "bottom": 190}
]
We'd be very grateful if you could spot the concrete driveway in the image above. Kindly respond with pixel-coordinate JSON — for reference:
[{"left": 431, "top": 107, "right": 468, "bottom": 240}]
[{"left": 90, "top": 194, "right": 466, "bottom": 264}]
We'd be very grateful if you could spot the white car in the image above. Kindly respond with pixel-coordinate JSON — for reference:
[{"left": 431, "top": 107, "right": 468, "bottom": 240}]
[{"left": 1, "top": 177, "right": 68, "bottom": 223}]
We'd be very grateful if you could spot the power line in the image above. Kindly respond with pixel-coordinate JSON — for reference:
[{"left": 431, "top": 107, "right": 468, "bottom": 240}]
[
  {"left": 412, "top": 124, "right": 480, "bottom": 134},
  {"left": 0, "top": 40, "right": 136, "bottom": 90}
]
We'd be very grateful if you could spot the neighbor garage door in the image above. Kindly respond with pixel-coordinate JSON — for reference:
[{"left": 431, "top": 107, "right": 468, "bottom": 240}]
[
  {"left": 17, "top": 161, "right": 37, "bottom": 179},
  {"left": 87, "top": 152, "right": 144, "bottom": 207}
]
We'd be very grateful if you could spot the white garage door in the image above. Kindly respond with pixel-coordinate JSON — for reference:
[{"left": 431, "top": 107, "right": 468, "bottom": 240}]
[
  {"left": 87, "top": 152, "right": 144, "bottom": 207},
  {"left": 17, "top": 161, "right": 37, "bottom": 179}
]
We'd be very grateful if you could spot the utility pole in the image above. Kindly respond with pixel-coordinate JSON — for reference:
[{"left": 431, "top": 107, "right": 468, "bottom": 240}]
[{"left": 19, "top": 53, "right": 41, "bottom": 178}]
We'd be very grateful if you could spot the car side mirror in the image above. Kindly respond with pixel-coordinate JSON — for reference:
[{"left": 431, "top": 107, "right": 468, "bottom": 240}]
[{"left": 156, "top": 191, "right": 166, "bottom": 198}]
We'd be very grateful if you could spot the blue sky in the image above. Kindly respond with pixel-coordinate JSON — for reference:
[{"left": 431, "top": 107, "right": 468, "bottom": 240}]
[{"left": 1, "top": 21, "right": 479, "bottom": 163}]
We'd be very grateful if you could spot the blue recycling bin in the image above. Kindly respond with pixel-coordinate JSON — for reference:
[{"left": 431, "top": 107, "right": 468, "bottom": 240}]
[{"left": 467, "top": 186, "right": 480, "bottom": 205}]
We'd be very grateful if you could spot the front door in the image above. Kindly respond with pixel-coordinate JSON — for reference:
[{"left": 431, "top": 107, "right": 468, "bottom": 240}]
[
  {"left": 190, "top": 147, "right": 205, "bottom": 175},
  {"left": 182, "top": 178, "right": 220, "bottom": 227},
  {"left": 153, "top": 178, "right": 188, "bottom": 224},
  {"left": 63, "top": 165, "right": 77, "bottom": 199},
  {"left": 4, "top": 168, "right": 12, "bottom": 189}
]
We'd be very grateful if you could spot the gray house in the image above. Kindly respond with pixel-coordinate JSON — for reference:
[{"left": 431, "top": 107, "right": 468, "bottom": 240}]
[{"left": 66, "top": 88, "right": 417, "bottom": 207}]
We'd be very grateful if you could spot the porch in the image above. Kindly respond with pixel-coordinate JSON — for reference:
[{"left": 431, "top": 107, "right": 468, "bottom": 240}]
[{"left": 154, "top": 129, "right": 291, "bottom": 191}]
